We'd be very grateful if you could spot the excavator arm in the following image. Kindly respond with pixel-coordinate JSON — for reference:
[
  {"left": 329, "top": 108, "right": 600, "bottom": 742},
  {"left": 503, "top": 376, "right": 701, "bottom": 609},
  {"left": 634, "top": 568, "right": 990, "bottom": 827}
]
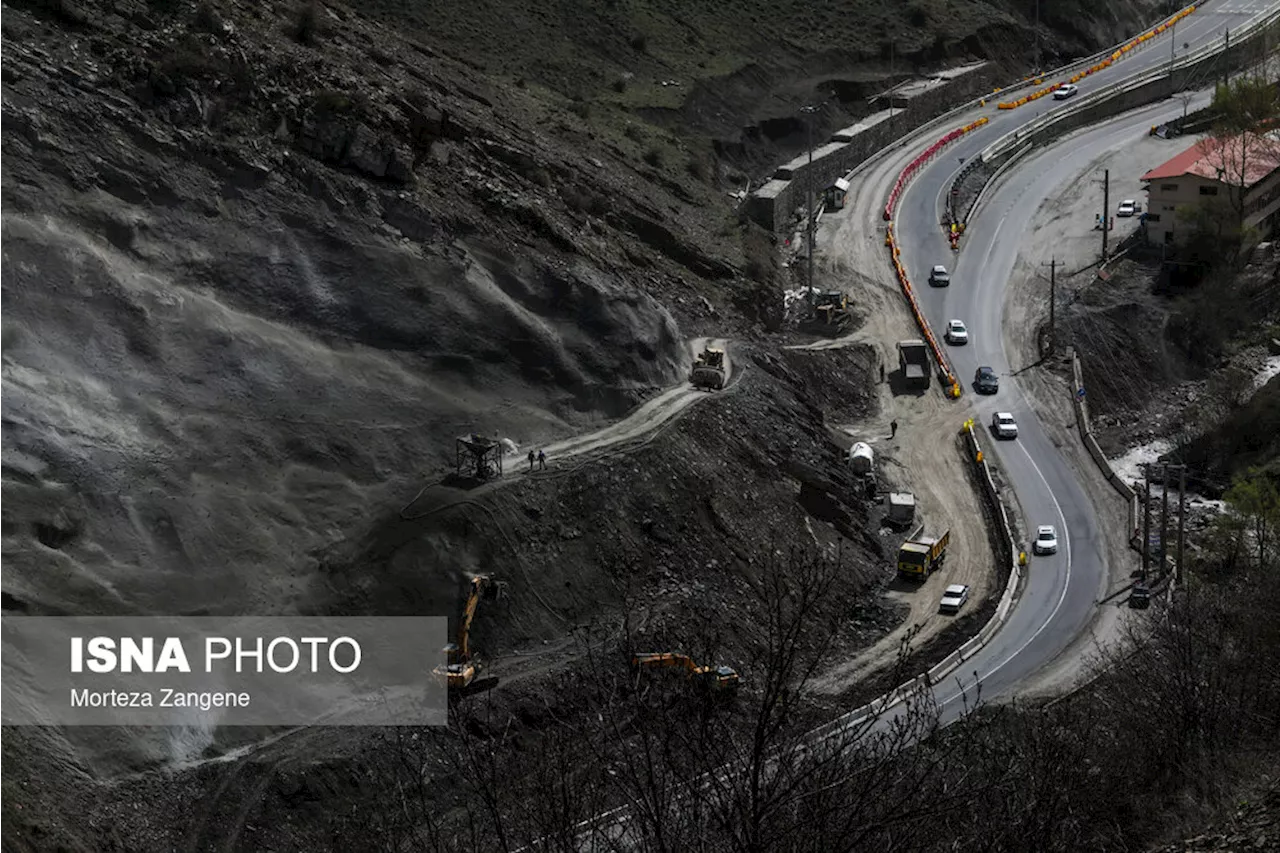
[
  {"left": 632, "top": 652, "right": 696, "bottom": 672},
  {"left": 456, "top": 577, "right": 487, "bottom": 660},
  {"left": 632, "top": 651, "right": 741, "bottom": 695}
]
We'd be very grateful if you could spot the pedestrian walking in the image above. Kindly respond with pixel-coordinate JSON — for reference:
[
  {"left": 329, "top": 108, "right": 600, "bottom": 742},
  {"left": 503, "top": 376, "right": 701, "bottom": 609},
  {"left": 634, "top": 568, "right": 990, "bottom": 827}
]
[
  {"left": 538, "top": 449, "right": 546, "bottom": 470},
  {"left": 890, "top": 419, "right": 898, "bottom": 438},
  {"left": 527, "top": 449, "right": 535, "bottom": 471}
]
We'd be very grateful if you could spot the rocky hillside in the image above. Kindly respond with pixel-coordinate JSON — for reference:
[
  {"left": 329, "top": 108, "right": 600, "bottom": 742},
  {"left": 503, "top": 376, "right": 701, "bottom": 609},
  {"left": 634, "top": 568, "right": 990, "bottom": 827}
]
[{"left": 1, "top": 0, "right": 1192, "bottom": 849}]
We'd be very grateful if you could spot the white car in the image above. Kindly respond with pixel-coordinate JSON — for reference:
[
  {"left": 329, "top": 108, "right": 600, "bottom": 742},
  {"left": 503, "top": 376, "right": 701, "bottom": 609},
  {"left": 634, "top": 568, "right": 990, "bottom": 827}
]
[
  {"left": 945, "top": 319, "right": 969, "bottom": 345},
  {"left": 1052, "top": 84, "right": 1079, "bottom": 100},
  {"left": 992, "top": 411, "right": 1018, "bottom": 439},
  {"left": 940, "top": 583, "right": 970, "bottom": 613},
  {"left": 1033, "top": 525, "right": 1059, "bottom": 555},
  {"left": 1117, "top": 199, "right": 1138, "bottom": 217}
]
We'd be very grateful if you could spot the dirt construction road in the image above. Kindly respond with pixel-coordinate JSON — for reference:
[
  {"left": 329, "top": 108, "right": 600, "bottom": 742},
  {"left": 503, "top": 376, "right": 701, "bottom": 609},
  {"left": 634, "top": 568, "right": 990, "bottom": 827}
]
[
  {"left": 800, "top": 135, "right": 996, "bottom": 697},
  {"left": 539, "top": 337, "right": 735, "bottom": 461}
]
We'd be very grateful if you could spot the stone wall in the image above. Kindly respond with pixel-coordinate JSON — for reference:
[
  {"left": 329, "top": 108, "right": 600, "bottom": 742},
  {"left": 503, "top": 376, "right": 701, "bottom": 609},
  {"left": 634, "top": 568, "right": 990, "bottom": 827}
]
[{"left": 745, "top": 62, "right": 1004, "bottom": 233}]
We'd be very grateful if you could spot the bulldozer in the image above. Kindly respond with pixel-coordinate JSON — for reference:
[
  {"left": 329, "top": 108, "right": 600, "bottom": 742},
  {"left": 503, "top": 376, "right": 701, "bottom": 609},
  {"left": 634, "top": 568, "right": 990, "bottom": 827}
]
[
  {"left": 631, "top": 652, "right": 741, "bottom": 695},
  {"left": 690, "top": 346, "right": 727, "bottom": 391},
  {"left": 433, "top": 574, "right": 507, "bottom": 690},
  {"left": 799, "top": 290, "right": 852, "bottom": 336}
]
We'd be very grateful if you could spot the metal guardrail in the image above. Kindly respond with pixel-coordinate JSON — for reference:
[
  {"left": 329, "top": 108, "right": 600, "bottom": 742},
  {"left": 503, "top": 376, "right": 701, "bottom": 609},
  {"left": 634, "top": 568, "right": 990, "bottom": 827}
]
[
  {"left": 837, "top": 3, "right": 1225, "bottom": 192},
  {"left": 964, "top": 141, "right": 1033, "bottom": 224},
  {"left": 808, "top": 420, "right": 1023, "bottom": 746},
  {"left": 979, "top": 4, "right": 1280, "bottom": 163},
  {"left": 997, "top": 3, "right": 1202, "bottom": 110}
]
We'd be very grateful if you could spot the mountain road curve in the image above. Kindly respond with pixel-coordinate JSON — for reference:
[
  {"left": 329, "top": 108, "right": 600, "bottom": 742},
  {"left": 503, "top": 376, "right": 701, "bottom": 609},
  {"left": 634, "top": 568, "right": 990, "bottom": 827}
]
[
  {"left": 883, "top": 0, "right": 1279, "bottom": 727},
  {"left": 524, "top": 6, "right": 1280, "bottom": 849}
]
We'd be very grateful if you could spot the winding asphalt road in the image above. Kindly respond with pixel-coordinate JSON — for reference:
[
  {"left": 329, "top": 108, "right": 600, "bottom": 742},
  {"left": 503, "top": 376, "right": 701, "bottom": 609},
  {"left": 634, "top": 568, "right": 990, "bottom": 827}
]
[
  {"left": 891, "top": 0, "right": 1276, "bottom": 724},
  {"left": 522, "top": 5, "right": 1279, "bottom": 847}
]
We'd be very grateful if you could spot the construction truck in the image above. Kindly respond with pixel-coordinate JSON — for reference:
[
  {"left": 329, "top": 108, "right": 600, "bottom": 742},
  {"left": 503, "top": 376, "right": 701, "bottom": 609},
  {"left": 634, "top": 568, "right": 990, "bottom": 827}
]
[
  {"left": 631, "top": 652, "right": 741, "bottom": 694},
  {"left": 799, "top": 290, "right": 853, "bottom": 335},
  {"left": 886, "top": 492, "right": 916, "bottom": 528},
  {"left": 897, "top": 529, "right": 950, "bottom": 581},
  {"left": 433, "top": 574, "right": 507, "bottom": 690},
  {"left": 690, "top": 345, "right": 727, "bottom": 390},
  {"left": 897, "top": 339, "right": 931, "bottom": 390}
]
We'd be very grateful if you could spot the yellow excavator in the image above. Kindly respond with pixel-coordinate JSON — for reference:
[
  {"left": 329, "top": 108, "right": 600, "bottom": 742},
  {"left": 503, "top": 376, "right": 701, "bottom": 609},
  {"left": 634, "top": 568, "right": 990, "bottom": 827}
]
[
  {"left": 433, "top": 574, "right": 506, "bottom": 690},
  {"left": 631, "top": 652, "right": 741, "bottom": 694}
]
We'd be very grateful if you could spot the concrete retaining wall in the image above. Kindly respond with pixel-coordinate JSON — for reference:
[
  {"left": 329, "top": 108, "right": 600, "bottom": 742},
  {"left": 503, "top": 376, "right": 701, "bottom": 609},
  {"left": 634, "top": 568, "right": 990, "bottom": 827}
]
[
  {"left": 1071, "top": 349, "right": 1142, "bottom": 544},
  {"left": 744, "top": 64, "right": 1006, "bottom": 232}
]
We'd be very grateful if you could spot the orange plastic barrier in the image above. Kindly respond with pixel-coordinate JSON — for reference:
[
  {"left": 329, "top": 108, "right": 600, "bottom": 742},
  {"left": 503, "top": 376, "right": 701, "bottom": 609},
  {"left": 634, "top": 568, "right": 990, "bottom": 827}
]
[
  {"left": 884, "top": 224, "right": 962, "bottom": 399},
  {"left": 998, "top": 5, "right": 1196, "bottom": 109},
  {"left": 884, "top": 117, "right": 990, "bottom": 221}
]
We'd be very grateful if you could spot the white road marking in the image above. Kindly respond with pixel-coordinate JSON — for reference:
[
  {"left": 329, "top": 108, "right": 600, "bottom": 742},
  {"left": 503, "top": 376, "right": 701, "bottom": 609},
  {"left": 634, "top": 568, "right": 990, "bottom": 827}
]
[{"left": 940, "top": 439, "right": 1073, "bottom": 705}]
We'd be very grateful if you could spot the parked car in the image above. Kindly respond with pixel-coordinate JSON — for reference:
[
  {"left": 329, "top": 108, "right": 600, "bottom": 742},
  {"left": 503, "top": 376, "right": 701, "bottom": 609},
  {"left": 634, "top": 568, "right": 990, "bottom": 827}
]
[
  {"left": 945, "top": 319, "right": 969, "bottom": 345},
  {"left": 1033, "top": 525, "right": 1059, "bottom": 555},
  {"left": 1053, "top": 84, "right": 1079, "bottom": 100},
  {"left": 992, "top": 411, "right": 1018, "bottom": 439},
  {"left": 1117, "top": 199, "right": 1138, "bottom": 217},
  {"left": 929, "top": 265, "right": 951, "bottom": 287},
  {"left": 974, "top": 366, "right": 999, "bottom": 394},
  {"left": 939, "top": 583, "right": 971, "bottom": 614}
]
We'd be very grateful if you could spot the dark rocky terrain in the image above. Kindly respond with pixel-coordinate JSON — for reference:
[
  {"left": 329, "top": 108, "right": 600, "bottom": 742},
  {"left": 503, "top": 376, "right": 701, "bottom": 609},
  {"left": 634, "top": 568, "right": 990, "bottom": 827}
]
[{"left": 1, "top": 0, "right": 1203, "bottom": 849}]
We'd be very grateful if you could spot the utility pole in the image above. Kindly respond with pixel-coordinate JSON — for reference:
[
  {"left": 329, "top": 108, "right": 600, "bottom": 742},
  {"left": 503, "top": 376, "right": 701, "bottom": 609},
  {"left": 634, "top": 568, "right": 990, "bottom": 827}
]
[
  {"left": 802, "top": 103, "right": 818, "bottom": 308},
  {"left": 1142, "top": 469, "right": 1152, "bottom": 581},
  {"left": 1102, "top": 168, "right": 1111, "bottom": 259},
  {"left": 1160, "top": 463, "right": 1171, "bottom": 577},
  {"left": 1169, "top": 19, "right": 1177, "bottom": 97},
  {"left": 1223, "top": 29, "right": 1230, "bottom": 86},
  {"left": 1177, "top": 465, "right": 1187, "bottom": 586}
]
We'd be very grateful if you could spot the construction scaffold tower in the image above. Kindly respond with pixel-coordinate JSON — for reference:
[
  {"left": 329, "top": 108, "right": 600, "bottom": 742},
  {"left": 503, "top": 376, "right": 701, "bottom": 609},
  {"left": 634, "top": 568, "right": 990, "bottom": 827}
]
[{"left": 456, "top": 433, "right": 503, "bottom": 481}]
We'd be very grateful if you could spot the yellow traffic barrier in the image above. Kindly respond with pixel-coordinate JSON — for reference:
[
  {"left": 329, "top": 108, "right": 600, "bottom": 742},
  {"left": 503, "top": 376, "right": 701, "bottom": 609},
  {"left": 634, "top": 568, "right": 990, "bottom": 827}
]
[
  {"left": 976, "top": 450, "right": 983, "bottom": 463},
  {"left": 1019, "top": 551, "right": 1028, "bottom": 566}
]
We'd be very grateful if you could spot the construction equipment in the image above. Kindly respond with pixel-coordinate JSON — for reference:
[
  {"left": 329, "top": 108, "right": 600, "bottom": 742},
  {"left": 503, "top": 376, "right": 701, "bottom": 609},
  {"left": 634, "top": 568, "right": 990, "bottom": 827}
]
[
  {"left": 433, "top": 575, "right": 507, "bottom": 690},
  {"left": 690, "top": 346, "right": 727, "bottom": 390},
  {"left": 897, "top": 339, "right": 931, "bottom": 389},
  {"left": 886, "top": 492, "right": 916, "bottom": 528},
  {"left": 897, "top": 529, "right": 950, "bottom": 581},
  {"left": 799, "top": 290, "right": 853, "bottom": 335},
  {"left": 631, "top": 652, "right": 741, "bottom": 694},
  {"left": 455, "top": 434, "right": 504, "bottom": 480}
]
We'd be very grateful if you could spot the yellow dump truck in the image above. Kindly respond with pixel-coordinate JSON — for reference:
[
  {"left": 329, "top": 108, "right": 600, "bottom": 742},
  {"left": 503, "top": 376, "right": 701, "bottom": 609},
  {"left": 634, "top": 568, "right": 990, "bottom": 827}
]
[{"left": 897, "top": 529, "right": 950, "bottom": 581}]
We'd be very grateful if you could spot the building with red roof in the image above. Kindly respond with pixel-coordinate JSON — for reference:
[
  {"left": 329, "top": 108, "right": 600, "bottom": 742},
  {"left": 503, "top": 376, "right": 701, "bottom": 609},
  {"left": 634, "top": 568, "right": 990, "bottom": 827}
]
[{"left": 1139, "top": 131, "right": 1280, "bottom": 246}]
